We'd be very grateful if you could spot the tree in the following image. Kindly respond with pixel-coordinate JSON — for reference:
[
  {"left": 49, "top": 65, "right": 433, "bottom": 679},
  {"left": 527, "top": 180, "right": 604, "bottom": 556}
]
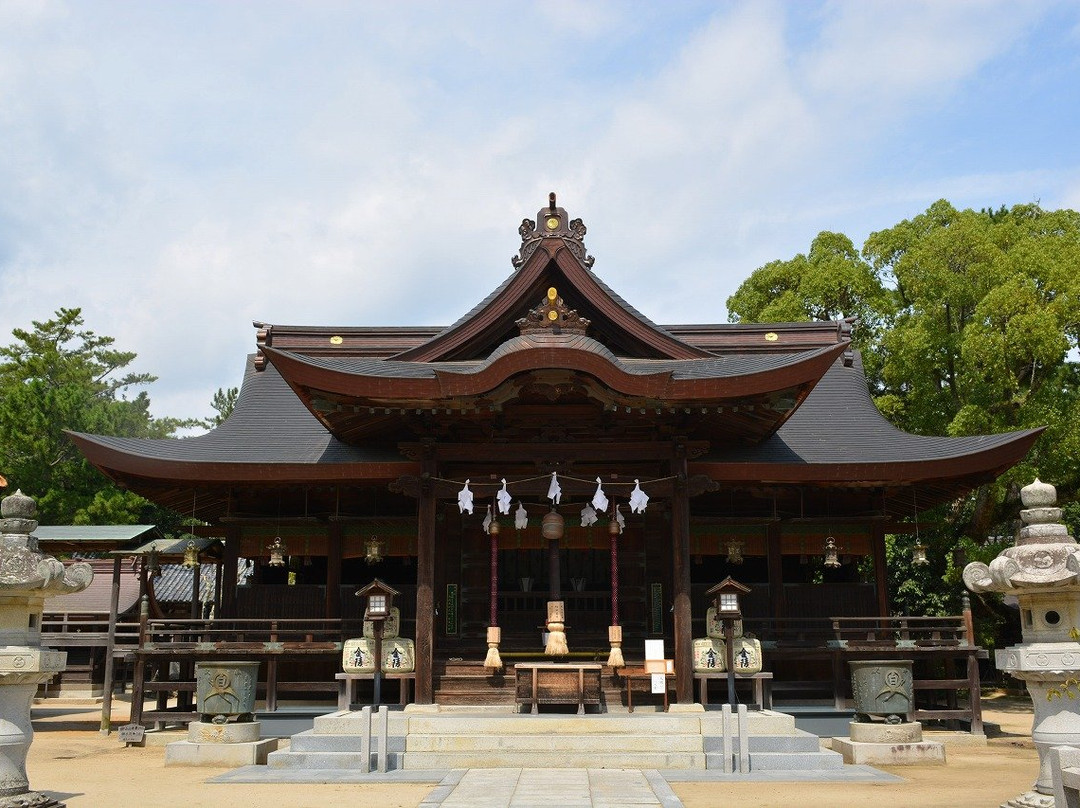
[
  {"left": 864, "top": 201, "right": 1080, "bottom": 532},
  {"left": 727, "top": 200, "right": 1080, "bottom": 615},
  {"left": 200, "top": 386, "right": 238, "bottom": 429},
  {"left": 0, "top": 307, "right": 196, "bottom": 524},
  {"left": 726, "top": 231, "right": 893, "bottom": 387}
]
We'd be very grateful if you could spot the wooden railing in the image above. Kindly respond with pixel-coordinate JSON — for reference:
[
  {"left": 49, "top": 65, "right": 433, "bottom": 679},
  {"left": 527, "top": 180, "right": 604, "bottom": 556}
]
[
  {"left": 118, "top": 610, "right": 985, "bottom": 733},
  {"left": 129, "top": 614, "right": 372, "bottom": 728},
  {"left": 41, "top": 612, "right": 141, "bottom": 648},
  {"left": 741, "top": 614, "right": 983, "bottom": 732}
]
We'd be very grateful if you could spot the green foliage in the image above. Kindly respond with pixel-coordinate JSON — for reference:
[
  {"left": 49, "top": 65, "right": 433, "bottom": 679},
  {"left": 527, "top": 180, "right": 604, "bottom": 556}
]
[
  {"left": 200, "top": 386, "right": 239, "bottom": 429},
  {"left": 726, "top": 231, "right": 893, "bottom": 387},
  {"left": 729, "top": 199, "right": 1080, "bottom": 633},
  {"left": 0, "top": 307, "right": 197, "bottom": 524}
]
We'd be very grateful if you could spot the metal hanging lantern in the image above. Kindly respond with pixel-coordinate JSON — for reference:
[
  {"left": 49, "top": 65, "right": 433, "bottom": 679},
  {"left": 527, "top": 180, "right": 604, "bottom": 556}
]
[
  {"left": 912, "top": 541, "right": 929, "bottom": 566},
  {"left": 182, "top": 539, "right": 199, "bottom": 569},
  {"left": 268, "top": 536, "right": 287, "bottom": 567},
  {"left": 911, "top": 488, "right": 929, "bottom": 565},
  {"left": 365, "top": 535, "right": 384, "bottom": 565},
  {"left": 726, "top": 540, "right": 744, "bottom": 565},
  {"left": 824, "top": 536, "right": 841, "bottom": 569},
  {"left": 146, "top": 547, "right": 162, "bottom": 578}
]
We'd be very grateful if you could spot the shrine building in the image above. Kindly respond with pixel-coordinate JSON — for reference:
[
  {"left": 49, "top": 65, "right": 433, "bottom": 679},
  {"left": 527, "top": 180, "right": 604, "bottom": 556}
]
[{"left": 69, "top": 195, "right": 1040, "bottom": 709}]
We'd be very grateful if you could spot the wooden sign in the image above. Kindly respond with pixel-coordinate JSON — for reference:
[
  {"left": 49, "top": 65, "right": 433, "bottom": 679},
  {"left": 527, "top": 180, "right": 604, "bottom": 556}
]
[{"left": 117, "top": 724, "right": 145, "bottom": 744}]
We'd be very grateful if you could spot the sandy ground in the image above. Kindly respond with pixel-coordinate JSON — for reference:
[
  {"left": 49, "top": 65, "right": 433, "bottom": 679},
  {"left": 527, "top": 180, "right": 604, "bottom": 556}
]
[{"left": 25, "top": 692, "right": 1041, "bottom": 808}]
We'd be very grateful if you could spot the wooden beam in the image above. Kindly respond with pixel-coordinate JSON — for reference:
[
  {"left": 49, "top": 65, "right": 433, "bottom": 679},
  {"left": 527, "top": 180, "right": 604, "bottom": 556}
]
[
  {"left": 221, "top": 525, "right": 240, "bottom": 618},
  {"left": 98, "top": 555, "right": 122, "bottom": 735}
]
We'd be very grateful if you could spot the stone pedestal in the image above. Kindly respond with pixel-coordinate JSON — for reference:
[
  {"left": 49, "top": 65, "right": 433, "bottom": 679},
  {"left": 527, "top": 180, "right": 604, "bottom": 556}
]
[
  {"left": 831, "top": 721, "right": 946, "bottom": 765},
  {"left": 0, "top": 491, "right": 91, "bottom": 808},
  {"left": 164, "top": 721, "right": 279, "bottom": 767}
]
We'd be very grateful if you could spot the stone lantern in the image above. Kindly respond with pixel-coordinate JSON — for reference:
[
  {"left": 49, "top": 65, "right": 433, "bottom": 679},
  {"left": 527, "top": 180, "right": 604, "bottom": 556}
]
[
  {"left": 964, "top": 479, "right": 1080, "bottom": 808},
  {"left": 0, "top": 490, "right": 91, "bottom": 808}
]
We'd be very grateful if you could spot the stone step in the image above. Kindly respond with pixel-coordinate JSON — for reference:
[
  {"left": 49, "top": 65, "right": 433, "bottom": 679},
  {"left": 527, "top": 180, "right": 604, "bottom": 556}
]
[
  {"left": 406, "top": 713, "right": 704, "bottom": 735},
  {"left": 267, "top": 750, "right": 405, "bottom": 770},
  {"left": 701, "top": 732, "right": 823, "bottom": 754},
  {"left": 402, "top": 751, "right": 707, "bottom": 769},
  {"left": 406, "top": 732, "right": 703, "bottom": 753},
  {"left": 741, "top": 750, "right": 845, "bottom": 770},
  {"left": 288, "top": 730, "right": 406, "bottom": 753}
]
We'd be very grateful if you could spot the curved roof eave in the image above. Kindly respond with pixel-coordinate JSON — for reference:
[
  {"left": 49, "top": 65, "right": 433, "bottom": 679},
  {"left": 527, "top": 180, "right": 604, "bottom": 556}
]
[
  {"left": 690, "top": 427, "right": 1044, "bottom": 484},
  {"left": 66, "top": 431, "right": 417, "bottom": 484},
  {"left": 261, "top": 340, "right": 849, "bottom": 403}
]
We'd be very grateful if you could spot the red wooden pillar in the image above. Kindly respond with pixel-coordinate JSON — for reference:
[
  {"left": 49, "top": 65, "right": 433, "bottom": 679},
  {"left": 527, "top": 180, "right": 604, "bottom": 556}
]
[
  {"left": 415, "top": 460, "right": 437, "bottom": 704},
  {"left": 671, "top": 440, "right": 693, "bottom": 704}
]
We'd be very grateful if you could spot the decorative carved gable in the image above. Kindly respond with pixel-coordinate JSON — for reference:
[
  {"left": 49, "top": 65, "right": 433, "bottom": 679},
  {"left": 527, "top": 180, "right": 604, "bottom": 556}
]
[{"left": 516, "top": 287, "right": 590, "bottom": 336}]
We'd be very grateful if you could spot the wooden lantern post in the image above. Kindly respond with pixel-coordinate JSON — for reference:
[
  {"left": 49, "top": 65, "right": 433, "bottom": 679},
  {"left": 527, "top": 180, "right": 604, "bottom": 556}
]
[
  {"left": 356, "top": 579, "right": 399, "bottom": 708},
  {"left": 706, "top": 577, "right": 750, "bottom": 706}
]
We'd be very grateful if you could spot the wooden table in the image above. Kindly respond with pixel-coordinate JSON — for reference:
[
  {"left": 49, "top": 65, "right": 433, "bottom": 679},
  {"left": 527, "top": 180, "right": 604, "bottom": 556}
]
[
  {"left": 694, "top": 671, "right": 773, "bottom": 709},
  {"left": 514, "top": 662, "right": 602, "bottom": 715},
  {"left": 619, "top": 667, "right": 675, "bottom": 712},
  {"left": 335, "top": 672, "right": 416, "bottom": 710}
]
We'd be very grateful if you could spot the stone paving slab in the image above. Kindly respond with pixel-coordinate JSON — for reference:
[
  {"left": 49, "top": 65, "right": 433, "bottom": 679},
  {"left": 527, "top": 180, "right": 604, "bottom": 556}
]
[{"left": 416, "top": 768, "right": 679, "bottom": 808}]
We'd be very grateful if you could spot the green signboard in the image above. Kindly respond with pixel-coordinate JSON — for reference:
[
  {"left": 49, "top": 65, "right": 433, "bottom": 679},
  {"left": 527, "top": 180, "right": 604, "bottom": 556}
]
[
  {"left": 650, "top": 583, "right": 663, "bottom": 634},
  {"left": 445, "top": 584, "right": 459, "bottom": 636}
]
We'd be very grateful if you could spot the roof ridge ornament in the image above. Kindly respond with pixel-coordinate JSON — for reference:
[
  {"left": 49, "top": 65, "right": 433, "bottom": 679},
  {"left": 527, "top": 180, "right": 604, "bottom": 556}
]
[
  {"left": 516, "top": 287, "right": 590, "bottom": 336},
  {"left": 512, "top": 192, "right": 595, "bottom": 270}
]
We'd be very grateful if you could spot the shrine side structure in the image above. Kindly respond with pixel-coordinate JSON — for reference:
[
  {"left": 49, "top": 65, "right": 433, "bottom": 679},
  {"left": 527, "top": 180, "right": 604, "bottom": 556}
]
[{"left": 67, "top": 197, "right": 1040, "bottom": 723}]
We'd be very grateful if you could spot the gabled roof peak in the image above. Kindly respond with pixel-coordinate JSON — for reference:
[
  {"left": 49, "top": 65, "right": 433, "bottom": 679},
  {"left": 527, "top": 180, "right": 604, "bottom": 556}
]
[
  {"left": 516, "top": 286, "right": 590, "bottom": 336},
  {"left": 512, "top": 192, "right": 594, "bottom": 270}
]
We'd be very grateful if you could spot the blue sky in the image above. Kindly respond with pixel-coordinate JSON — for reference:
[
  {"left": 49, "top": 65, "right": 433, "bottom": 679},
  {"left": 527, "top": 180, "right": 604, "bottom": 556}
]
[{"left": 2, "top": 1, "right": 1079, "bottom": 425}]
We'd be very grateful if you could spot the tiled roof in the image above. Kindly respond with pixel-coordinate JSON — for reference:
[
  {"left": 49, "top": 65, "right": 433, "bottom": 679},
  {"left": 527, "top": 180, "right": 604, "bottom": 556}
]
[
  {"left": 69, "top": 360, "right": 400, "bottom": 465},
  {"left": 151, "top": 560, "right": 254, "bottom": 604},
  {"left": 43, "top": 558, "right": 142, "bottom": 615},
  {"left": 705, "top": 352, "right": 1035, "bottom": 465}
]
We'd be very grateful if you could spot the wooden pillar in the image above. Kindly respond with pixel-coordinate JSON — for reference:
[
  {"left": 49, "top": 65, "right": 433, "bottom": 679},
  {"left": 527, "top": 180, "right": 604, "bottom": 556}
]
[
  {"left": 415, "top": 460, "right": 437, "bottom": 704},
  {"left": 671, "top": 440, "right": 693, "bottom": 704},
  {"left": 872, "top": 522, "right": 889, "bottom": 616},
  {"left": 221, "top": 525, "right": 240, "bottom": 618},
  {"left": 766, "top": 522, "right": 784, "bottom": 620},
  {"left": 99, "top": 555, "right": 123, "bottom": 734},
  {"left": 326, "top": 522, "right": 343, "bottom": 619}
]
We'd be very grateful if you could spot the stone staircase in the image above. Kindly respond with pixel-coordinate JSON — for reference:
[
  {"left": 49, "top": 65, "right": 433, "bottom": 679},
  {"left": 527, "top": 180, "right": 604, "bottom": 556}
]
[
  {"left": 266, "top": 707, "right": 844, "bottom": 772},
  {"left": 404, "top": 713, "right": 706, "bottom": 769}
]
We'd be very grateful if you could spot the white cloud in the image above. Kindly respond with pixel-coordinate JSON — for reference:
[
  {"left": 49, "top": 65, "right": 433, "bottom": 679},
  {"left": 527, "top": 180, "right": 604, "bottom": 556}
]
[{"left": 0, "top": 1, "right": 1077, "bottom": 422}]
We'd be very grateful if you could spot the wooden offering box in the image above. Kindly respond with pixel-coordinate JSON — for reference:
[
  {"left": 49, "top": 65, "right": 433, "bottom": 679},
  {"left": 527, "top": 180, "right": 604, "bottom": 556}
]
[{"left": 515, "top": 662, "right": 603, "bottom": 714}]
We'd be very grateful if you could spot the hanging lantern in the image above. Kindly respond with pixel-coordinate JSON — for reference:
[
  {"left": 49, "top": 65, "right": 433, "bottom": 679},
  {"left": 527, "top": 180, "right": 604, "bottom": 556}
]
[
  {"left": 268, "top": 536, "right": 287, "bottom": 567},
  {"left": 542, "top": 509, "right": 565, "bottom": 541},
  {"left": 146, "top": 547, "right": 162, "bottom": 578},
  {"left": 726, "top": 540, "right": 744, "bottom": 565},
  {"left": 182, "top": 539, "right": 199, "bottom": 569},
  {"left": 912, "top": 541, "right": 929, "bottom": 566},
  {"left": 365, "top": 536, "right": 384, "bottom": 565},
  {"left": 823, "top": 536, "right": 841, "bottom": 569}
]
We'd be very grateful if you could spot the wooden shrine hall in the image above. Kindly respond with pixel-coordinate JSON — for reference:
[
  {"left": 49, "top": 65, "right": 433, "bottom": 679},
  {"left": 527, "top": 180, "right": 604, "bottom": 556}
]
[{"left": 70, "top": 195, "right": 1040, "bottom": 714}]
